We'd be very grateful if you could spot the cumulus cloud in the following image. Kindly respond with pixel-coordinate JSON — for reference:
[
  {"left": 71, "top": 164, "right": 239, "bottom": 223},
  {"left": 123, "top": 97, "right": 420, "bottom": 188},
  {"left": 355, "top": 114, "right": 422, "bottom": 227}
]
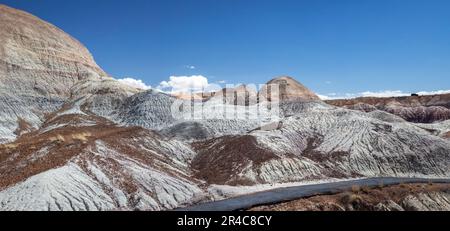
[
  {"left": 318, "top": 89, "right": 450, "bottom": 100},
  {"left": 317, "top": 94, "right": 331, "bottom": 100},
  {"left": 117, "top": 77, "right": 151, "bottom": 90},
  {"left": 157, "top": 75, "right": 221, "bottom": 93}
]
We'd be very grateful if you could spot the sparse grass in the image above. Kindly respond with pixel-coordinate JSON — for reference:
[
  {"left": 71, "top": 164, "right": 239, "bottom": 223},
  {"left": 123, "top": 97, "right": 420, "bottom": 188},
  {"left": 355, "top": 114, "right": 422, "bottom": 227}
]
[
  {"left": 1, "top": 143, "right": 19, "bottom": 149},
  {"left": 251, "top": 183, "right": 450, "bottom": 211},
  {"left": 49, "top": 134, "right": 66, "bottom": 143},
  {"left": 48, "top": 132, "right": 92, "bottom": 143},
  {"left": 71, "top": 132, "right": 92, "bottom": 142}
]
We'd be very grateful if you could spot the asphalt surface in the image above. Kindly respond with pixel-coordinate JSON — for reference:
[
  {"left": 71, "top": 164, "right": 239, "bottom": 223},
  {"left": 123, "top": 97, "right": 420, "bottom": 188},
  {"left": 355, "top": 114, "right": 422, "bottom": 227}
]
[{"left": 176, "top": 177, "right": 450, "bottom": 211}]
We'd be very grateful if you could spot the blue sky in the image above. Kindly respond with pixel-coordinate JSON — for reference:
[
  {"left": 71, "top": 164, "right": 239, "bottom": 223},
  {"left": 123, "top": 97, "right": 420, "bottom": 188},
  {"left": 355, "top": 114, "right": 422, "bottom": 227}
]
[{"left": 2, "top": 0, "right": 450, "bottom": 98}]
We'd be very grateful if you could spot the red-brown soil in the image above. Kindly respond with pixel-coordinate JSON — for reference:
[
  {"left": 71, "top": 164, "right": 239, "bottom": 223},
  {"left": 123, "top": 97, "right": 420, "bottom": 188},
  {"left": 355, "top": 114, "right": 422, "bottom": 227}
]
[{"left": 250, "top": 183, "right": 450, "bottom": 211}]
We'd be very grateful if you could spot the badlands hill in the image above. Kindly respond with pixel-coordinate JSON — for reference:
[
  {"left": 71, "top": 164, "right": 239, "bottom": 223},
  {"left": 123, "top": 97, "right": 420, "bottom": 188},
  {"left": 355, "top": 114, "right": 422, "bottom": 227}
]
[
  {"left": 326, "top": 94, "right": 450, "bottom": 123},
  {"left": 233, "top": 77, "right": 320, "bottom": 103},
  {"left": 260, "top": 76, "right": 320, "bottom": 101},
  {"left": 0, "top": 4, "right": 106, "bottom": 94},
  {"left": 0, "top": 5, "right": 449, "bottom": 211},
  {"left": 0, "top": 4, "right": 110, "bottom": 143},
  {"left": 172, "top": 77, "right": 320, "bottom": 105}
]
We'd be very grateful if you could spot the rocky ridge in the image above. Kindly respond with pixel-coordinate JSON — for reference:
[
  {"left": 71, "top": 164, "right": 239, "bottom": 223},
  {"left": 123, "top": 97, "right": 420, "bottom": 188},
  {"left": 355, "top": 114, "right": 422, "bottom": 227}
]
[{"left": 326, "top": 94, "right": 450, "bottom": 123}]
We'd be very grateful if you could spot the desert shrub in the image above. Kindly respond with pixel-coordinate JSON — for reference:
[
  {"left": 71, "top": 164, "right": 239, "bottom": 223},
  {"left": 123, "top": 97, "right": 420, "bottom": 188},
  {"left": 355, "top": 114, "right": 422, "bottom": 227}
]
[
  {"left": 361, "top": 186, "right": 371, "bottom": 194},
  {"left": 351, "top": 185, "right": 361, "bottom": 193},
  {"left": 341, "top": 192, "right": 363, "bottom": 206}
]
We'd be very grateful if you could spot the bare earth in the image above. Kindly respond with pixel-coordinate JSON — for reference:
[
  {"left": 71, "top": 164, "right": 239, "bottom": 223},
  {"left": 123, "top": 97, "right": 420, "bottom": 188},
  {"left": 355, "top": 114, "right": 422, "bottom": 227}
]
[{"left": 250, "top": 183, "right": 450, "bottom": 211}]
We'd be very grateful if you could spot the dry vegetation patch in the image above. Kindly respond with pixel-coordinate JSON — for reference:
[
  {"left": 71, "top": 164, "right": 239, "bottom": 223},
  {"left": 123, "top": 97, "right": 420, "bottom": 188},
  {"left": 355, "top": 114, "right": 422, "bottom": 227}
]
[
  {"left": 444, "top": 132, "right": 450, "bottom": 139},
  {"left": 250, "top": 183, "right": 450, "bottom": 211},
  {"left": 192, "top": 135, "right": 279, "bottom": 186}
]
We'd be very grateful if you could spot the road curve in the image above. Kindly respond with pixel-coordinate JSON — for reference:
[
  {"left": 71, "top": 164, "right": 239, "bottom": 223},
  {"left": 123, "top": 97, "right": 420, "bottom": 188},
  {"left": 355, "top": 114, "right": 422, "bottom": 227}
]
[{"left": 176, "top": 177, "right": 450, "bottom": 211}]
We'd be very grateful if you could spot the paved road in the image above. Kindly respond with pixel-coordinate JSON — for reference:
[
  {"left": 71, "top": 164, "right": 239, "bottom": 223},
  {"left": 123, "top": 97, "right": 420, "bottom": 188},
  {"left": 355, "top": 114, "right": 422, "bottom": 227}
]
[{"left": 176, "top": 177, "right": 450, "bottom": 211}]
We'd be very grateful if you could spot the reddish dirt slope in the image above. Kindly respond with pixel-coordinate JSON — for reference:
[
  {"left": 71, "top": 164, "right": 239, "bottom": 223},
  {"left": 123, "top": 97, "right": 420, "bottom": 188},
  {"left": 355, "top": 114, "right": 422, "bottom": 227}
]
[
  {"left": 250, "top": 183, "right": 450, "bottom": 211},
  {"left": 326, "top": 94, "right": 450, "bottom": 123}
]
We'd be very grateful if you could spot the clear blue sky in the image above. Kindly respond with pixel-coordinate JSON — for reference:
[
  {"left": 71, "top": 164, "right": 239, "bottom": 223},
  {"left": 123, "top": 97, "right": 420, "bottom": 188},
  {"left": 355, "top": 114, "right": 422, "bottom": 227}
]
[{"left": 2, "top": 0, "right": 450, "bottom": 96}]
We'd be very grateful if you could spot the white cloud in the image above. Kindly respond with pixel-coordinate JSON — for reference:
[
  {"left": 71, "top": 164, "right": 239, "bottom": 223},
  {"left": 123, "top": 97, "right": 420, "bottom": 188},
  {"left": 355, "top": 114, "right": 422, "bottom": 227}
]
[
  {"left": 319, "top": 89, "right": 450, "bottom": 100},
  {"left": 117, "top": 77, "right": 151, "bottom": 90},
  {"left": 157, "top": 75, "right": 217, "bottom": 93},
  {"left": 360, "top": 90, "right": 407, "bottom": 98},
  {"left": 184, "top": 65, "right": 196, "bottom": 70},
  {"left": 317, "top": 94, "right": 331, "bottom": 100},
  {"left": 416, "top": 89, "right": 450, "bottom": 95}
]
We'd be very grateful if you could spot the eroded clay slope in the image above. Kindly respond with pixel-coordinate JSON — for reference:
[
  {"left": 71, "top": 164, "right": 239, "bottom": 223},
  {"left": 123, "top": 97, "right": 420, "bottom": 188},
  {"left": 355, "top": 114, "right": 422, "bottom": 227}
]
[
  {"left": 0, "top": 110, "right": 204, "bottom": 211},
  {"left": 192, "top": 103, "right": 450, "bottom": 185},
  {"left": 0, "top": 4, "right": 109, "bottom": 143},
  {"left": 326, "top": 94, "right": 450, "bottom": 123}
]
